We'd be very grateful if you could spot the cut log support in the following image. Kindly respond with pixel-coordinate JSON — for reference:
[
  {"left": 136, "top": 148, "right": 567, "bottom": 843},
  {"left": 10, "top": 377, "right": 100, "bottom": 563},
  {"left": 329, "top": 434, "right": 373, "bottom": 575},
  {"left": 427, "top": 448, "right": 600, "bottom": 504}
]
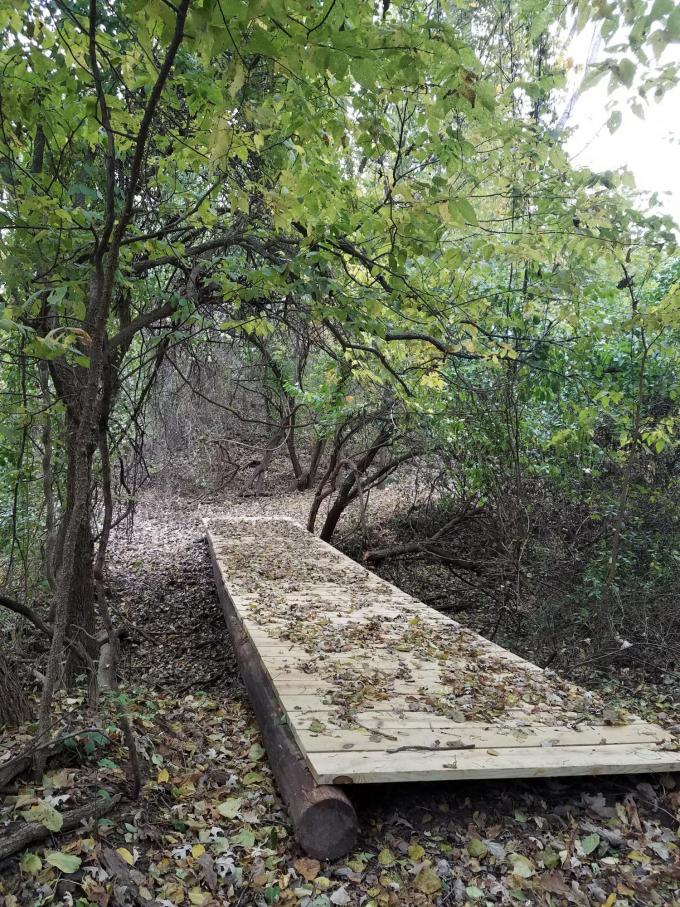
[{"left": 206, "top": 533, "right": 358, "bottom": 860}]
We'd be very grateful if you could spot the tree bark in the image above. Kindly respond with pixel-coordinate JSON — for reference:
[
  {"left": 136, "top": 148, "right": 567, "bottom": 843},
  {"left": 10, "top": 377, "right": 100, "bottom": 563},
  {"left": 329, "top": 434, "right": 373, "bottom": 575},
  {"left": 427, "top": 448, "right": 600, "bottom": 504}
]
[
  {"left": 0, "top": 645, "right": 31, "bottom": 727},
  {"left": 0, "top": 794, "right": 120, "bottom": 861}
]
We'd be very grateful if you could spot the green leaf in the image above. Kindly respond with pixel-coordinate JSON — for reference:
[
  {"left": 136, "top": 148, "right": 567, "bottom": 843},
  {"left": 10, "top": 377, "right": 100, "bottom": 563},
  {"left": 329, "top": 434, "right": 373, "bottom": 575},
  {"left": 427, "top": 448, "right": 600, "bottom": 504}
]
[
  {"left": 46, "top": 852, "right": 82, "bottom": 874},
  {"left": 231, "top": 828, "right": 255, "bottom": 848},
  {"left": 510, "top": 853, "right": 535, "bottom": 878},
  {"left": 248, "top": 742, "right": 265, "bottom": 761},
  {"left": 665, "top": 7, "right": 680, "bottom": 41},
  {"left": 447, "top": 197, "right": 478, "bottom": 226},
  {"left": 378, "top": 848, "right": 395, "bottom": 866},
  {"left": 20, "top": 852, "right": 42, "bottom": 875},
  {"left": 407, "top": 843, "right": 425, "bottom": 861},
  {"left": 615, "top": 59, "right": 636, "bottom": 88},
  {"left": 22, "top": 801, "right": 63, "bottom": 832},
  {"left": 217, "top": 797, "right": 242, "bottom": 818},
  {"left": 242, "top": 771, "right": 263, "bottom": 785},
  {"left": 467, "top": 838, "right": 488, "bottom": 858},
  {"left": 607, "top": 110, "right": 622, "bottom": 133},
  {"left": 580, "top": 833, "right": 601, "bottom": 855}
]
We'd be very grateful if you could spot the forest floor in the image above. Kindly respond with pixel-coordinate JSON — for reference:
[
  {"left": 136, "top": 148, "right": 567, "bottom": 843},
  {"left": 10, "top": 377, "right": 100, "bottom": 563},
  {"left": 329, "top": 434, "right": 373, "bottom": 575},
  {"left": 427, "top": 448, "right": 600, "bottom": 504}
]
[{"left": 2, "top": 479, "right": 680, "bottom": 907}]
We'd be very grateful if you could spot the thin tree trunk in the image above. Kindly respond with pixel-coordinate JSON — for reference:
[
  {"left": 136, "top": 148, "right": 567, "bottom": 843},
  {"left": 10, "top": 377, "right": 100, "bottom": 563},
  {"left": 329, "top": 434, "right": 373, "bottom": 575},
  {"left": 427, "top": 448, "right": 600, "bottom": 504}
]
[
  {"left": 0, "top": 646, "right": 31, "bottom": 727},
  {"left": 38, "top": 361, "right": 58, "bottom": 591},
  {"left": 60, "top": 412, "right": 97, "bottom": 685}
]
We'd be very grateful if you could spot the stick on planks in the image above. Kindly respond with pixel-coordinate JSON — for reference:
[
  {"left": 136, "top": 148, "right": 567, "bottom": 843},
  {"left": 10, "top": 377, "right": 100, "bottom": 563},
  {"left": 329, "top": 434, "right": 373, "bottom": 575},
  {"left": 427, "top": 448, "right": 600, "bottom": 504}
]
[{"left": 206, "top": 516, "right": 680, "bottom": 790}]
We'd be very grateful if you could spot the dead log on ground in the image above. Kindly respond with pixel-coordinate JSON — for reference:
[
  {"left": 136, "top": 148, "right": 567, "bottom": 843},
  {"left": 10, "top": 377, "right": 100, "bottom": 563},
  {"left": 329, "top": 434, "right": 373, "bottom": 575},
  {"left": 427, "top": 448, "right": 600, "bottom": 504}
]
[
  {"left": 206, "top": 532, "right": 358, "bottom": 860},
  {"left": 0, "top": 794, "right": 121, "bottom": 861}
]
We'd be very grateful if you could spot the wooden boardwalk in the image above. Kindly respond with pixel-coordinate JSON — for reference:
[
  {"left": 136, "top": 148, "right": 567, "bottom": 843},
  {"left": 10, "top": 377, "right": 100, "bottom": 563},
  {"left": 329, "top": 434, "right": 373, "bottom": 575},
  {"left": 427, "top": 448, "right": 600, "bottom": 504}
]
[{"left": 206, "top": 517, "right": 679, "bottom": 786}]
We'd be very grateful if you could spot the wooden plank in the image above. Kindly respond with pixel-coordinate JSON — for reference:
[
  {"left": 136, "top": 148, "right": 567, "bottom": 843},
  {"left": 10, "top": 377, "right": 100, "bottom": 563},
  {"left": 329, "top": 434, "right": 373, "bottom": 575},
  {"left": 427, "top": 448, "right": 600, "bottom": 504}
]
[
  {"left": 308, "top": 744, "right": 680, "bottom": 785},
  {"left": 292, "top": 719, "right": 669, "bottom": 754}
]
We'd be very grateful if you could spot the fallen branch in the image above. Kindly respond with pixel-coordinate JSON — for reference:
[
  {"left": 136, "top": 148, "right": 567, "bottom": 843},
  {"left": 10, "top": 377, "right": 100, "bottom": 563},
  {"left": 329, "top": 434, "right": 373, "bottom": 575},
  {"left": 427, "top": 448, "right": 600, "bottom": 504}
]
[
  {"left": 0, "top": 593, "right": 52, "bottom": 637},
  {"left": 0, "top": 728, "right": 110, "bottom": 788},
  {"left": 364, "top": 507, "right": 484, "bottom": 566},
  {"left": 0, "top": 794, "right": 121, "bottom": 861}
]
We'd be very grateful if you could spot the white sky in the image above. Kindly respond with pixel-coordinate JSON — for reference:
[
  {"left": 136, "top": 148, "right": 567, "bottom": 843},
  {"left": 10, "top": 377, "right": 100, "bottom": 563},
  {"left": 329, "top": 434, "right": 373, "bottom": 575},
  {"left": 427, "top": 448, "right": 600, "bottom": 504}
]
[{"left": 563, "top": 27, "right": 680, "bottom": 229}]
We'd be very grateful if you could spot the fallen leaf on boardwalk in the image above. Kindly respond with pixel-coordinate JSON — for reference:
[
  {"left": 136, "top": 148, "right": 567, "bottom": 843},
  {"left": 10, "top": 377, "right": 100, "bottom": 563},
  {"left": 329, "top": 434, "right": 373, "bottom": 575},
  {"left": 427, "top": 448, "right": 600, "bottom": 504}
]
[{"left": 294, "top": 857, "right": 321, "bottom": 880}]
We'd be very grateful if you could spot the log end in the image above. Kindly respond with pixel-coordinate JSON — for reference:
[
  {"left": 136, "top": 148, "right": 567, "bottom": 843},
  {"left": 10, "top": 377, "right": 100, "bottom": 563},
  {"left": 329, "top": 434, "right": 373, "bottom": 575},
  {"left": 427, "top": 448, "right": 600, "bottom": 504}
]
[{"left": 295, "top": 785, "right": 358, "bottom": 860}]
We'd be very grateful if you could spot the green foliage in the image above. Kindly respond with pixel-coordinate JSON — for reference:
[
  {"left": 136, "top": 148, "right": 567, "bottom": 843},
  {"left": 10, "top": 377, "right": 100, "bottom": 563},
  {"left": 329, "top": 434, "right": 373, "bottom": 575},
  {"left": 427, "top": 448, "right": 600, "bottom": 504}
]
[{"left": 0, "top": 0, "right": 678, "bottom": 651}]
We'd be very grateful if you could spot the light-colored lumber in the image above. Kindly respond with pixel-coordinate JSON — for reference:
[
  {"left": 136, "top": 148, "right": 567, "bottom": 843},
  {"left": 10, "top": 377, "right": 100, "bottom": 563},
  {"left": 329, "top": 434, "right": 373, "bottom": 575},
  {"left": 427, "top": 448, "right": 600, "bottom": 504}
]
[
  {"left": 310, "top": 744, "right": 680, "bottom": 785},
  {"left": 205, "top": 516, "right": 680, "bottom": 787}
]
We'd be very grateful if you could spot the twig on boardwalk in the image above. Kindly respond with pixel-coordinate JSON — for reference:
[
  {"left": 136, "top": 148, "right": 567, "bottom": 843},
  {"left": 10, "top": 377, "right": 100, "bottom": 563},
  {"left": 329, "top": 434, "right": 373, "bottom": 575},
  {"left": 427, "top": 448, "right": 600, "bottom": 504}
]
[
  {"left": 386, "top": 742, "right": 476, "bottom": 753},
  {"left": 352, "top": 720, "right": 398, "bottom": 742}
]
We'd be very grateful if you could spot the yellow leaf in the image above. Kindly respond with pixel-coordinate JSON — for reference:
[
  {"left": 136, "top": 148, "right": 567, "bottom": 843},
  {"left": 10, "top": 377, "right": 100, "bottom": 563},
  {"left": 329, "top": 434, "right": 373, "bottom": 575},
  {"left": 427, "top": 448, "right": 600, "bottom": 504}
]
[
  {"left": 413, "top": 866, "right": 441, "bottom": 894},
  {"left": 116, "top": 847, "right": 135, "bottom": 866},
  {"left": 191, "top": 844, "right": 205, "bottom": 859},
  {"left": 189, "top": 888, "right": 211, "bottom": 906},
  {"left": 377, "top": 848, "right": 395, "bottom": 867},
  {"left": 157, "top": 768, "right": 170, "bottom": 783}
]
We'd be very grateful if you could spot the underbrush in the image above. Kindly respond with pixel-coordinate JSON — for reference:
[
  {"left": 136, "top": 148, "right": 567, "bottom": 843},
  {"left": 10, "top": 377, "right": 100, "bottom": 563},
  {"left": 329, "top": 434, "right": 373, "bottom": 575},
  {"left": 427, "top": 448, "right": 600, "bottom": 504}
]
[{"left": 335, "top": 473, "right": 680, "bottom": 700}]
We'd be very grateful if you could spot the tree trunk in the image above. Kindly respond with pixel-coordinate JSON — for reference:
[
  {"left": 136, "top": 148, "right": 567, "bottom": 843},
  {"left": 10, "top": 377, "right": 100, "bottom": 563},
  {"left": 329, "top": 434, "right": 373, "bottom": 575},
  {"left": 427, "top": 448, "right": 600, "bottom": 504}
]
[
  {"left": 63, "top": 515, "right": 96, "bottom": 684},
  {"left": 319, "top": 478, "right": 355, "bottom": 542},
  {"left": 60, "top": 412, "right": 97, "bottom": 685},
  {"left": 0, "top": 646, "right": 31, "bottom": 727},
  {"left": 296, "top": 438, "right": 325, "bottom": 491}
]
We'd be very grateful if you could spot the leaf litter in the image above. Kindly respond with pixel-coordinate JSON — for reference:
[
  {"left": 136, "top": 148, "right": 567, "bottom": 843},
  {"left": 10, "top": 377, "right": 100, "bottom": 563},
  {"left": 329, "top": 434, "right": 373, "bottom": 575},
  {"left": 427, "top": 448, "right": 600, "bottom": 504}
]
[{"left": 0, "top": 487, "right": 679, "bottom": 906}]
